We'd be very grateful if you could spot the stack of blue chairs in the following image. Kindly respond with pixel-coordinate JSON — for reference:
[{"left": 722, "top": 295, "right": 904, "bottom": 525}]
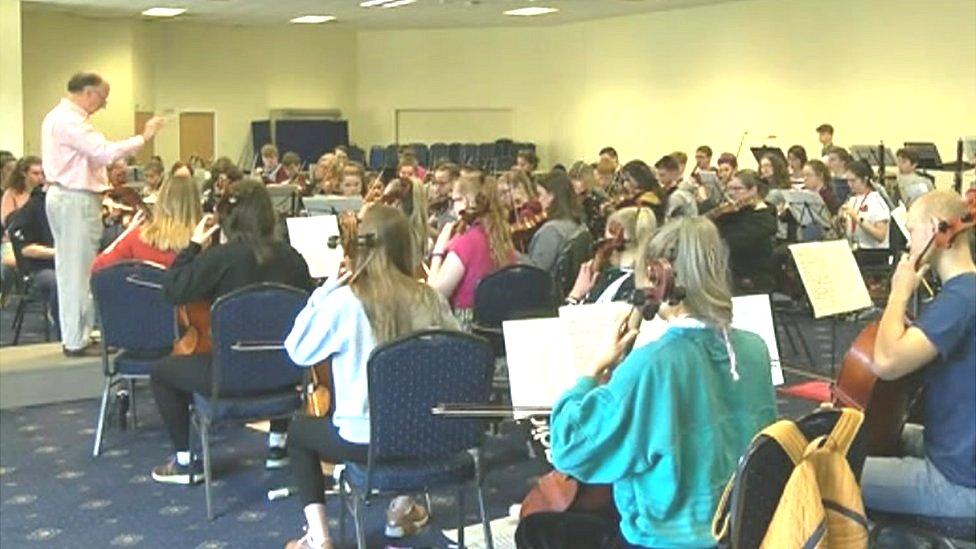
[{"left": 365, "top": 139, "right": 536, "bottom": 171}]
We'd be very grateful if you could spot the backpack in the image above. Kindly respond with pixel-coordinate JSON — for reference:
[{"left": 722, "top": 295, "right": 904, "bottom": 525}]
[
  {"left": 712, "top": 407, "right": 869, "bottom": 549},
  {"left": 550, "top": 225, "right": 594, "bottom": 300}
]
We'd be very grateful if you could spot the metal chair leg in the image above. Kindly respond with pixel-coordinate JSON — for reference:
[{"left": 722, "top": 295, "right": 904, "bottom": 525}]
[
  {"left": 352, "top": 492, "right": 367, "bottom": 549},
  {"left": 11, "top": 299, "right": 26, "bottom": 345},
  {"left": 338, "top": 470, "right": 348, "bottom": 547},
  {"left": 424, "top": 490, "right": 433, "bottom": 520},
  {"left": 457, "top": 486, "right": 466, "bottom": 548},
  {"left": 92, "top": 377, "right": 112, "bottom": 457},
  {"left": 476, "top": 485, "right": 493, "bottom": 549},
  {"left": 42, "top": 302, "right": 50, "bottom": 342},
  {"left": 126, "top": 378, "right": 138, "bottom": 429},
  {"left": 201, "top": 419, "right": 214, "bottom": 521}
]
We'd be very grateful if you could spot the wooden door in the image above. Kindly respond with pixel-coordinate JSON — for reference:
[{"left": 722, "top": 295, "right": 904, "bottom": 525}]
[
  {"left": 134, "top": 112, "right": 155, "bottom": 165},
  {"left": 179, "top": 112, "right": 215, "bottom": 164}
]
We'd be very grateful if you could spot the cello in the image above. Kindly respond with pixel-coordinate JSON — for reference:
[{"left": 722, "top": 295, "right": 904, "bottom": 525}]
[{"left": 833, "top": 203, "right": 976, "bottom": 455}]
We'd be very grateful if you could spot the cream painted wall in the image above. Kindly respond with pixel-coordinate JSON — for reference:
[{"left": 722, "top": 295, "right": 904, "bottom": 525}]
[{"left": 0, "top": 0, "right": 24, "bottom": 156}]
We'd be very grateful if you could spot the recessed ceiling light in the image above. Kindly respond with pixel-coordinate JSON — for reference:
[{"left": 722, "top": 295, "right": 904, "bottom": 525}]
[
  {"left": 503, "top": 6, "right": 559, "bottom": 16},
  {"left": 380, "top": 0, "right": 417, "bottom": 7},
  {"left": 141, "top": 7, "right": 186, "bottom": 17},
  {"left": 289, "top": 15, "right": 336, "bottom": 24}
]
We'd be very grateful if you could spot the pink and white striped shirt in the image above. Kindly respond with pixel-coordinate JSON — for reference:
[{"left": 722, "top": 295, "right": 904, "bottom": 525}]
[{"left": 41, "top": 98, "right": 145, "bottom": 193}]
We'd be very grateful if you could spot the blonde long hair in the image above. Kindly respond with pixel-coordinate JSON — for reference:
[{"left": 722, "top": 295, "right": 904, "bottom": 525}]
[
  {"left": 350, "top": 205, "right": 451, "bottom": 344},
  {"left": 141, "top": 176, "right": 202, "bottom": 252},
  {"left": 606, "top": 206, "right": 657, "bottom": 269},
  {"left": 639, "top": 217, "right": 733, "bottom": 329},
  {"left": 457, "top": 174, "right": 515, "bottom": 268}
]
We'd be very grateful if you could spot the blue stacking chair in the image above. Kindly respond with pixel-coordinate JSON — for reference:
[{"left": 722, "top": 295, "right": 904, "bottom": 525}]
[
  {"left": 448, "top": 143, "right": 463, "bottom": 165},
  {"left": 368, "top": 146, "right": 385, "bottom": 170},
  {"left": 191, "top": 283, "right": 307, "bottom": 520},
  {"left": 429, "top": 143, "right": 450, "bottom": 167},
  {"left": 407, "top": 143, "right": 429, "bottom": 168},
  {"left": 338, "top": 330, "right": 495, "bottom": 549},
  {"left": 348, "top": 145, "right": 366, "bottom": 166},
  {"left": 478, "top": 143, "right": 495, "bottom": 171},
  {"left": 383, "top": 145, "right": 399, "bottom": 168},
  {"left": 471, "top": 265, "right": 557, "bottom": 358},
  {"left": 460, "top": 143, "right": 480, "bottom": 166},
  {"left": 90, "top": 261, "right": 178, "bottom": 456}
]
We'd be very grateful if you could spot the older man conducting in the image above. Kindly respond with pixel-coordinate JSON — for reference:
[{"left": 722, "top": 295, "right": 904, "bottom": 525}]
[{"left": 42, "top": 72, "right": 164, "bottom": 356}]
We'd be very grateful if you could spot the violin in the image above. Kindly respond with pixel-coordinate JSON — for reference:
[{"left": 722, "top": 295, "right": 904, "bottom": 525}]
[
  {"left": 590, "top": 221, "right": 625, "bottom": 275},
  {"left": 705, "top": 195, "right": 761, "bottom": 221},
  {"left": 510, "top": 211, "right": 546, "bottom": 253},
  {"left": 833, "top": 206, "right": 976, "bottom": 455}
]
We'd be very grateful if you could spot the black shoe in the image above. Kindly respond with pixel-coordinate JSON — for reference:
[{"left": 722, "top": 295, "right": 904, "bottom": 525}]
[
  {"left": 266, "top": 446, "right": 289, "bottom": 469},
  {"left": 151, "top": 456, "right": 203, "bottom": 485},
  {"left": 62, "top": 344, "right": 101, "bottom": 357}
]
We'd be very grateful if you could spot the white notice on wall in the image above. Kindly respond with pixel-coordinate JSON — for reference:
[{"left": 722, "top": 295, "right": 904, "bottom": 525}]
[{"left": 286, "top": 215, "right": 343, "bottom": 280}]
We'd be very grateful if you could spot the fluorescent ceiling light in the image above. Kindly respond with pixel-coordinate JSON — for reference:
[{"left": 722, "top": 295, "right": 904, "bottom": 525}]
[
  {"left": 380, "top": 0, "right": 417, "bottom": 7},
  {"left": 359, "top": 0, "right": 396, "bottom": 6},
  {"left": 504, "top": 6, "right": 559, "bottom": 16},
  {"left": 141, "top": 7, "right": 186, "bottom": 17},
  {"left": 289, "top": 15, "right": 336, "bottom": 24}
]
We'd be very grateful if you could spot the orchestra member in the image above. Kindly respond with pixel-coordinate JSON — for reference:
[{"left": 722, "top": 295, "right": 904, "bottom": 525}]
[
  {"left": 280, "top": 152, "right": 302, "bottom": 183},
  {"left": 895, "top": 148, "right": 934, "bottom": 207},
  {"left": 107, "top": 158, "right": 128, "bottom": 188},
  {"left": 338, "top": 162, "right": 365, "bottom": 197},
  {"left": 259, "top": 144, "right": 289, "bottom": 184},
  {"left": 283, "top": 205, "right": 459, "bottom": 549},
  {"left": 91, "top": 175, "right": 202, "bottom": 271},
  {"left": 840, "top": 160, "right": 890, "bottom": 251},
  {"left": 655, "top": 155, "right": 697, "bottom": 220},
  {"left": 670, "top": 151, "right": 688, "bottom": 180},
  {"left": 202, "top": 158, "right": 242, "bottom": 214},
  {"left": 862, "top": 190, "right": 975, "bottom": 520},
  {"left": 514, "top": 150, "right": 540, "bottom": 179},
  {"left": 817, "top": 123, "right": 835, "bottom": 157},
  {"left": 569, "top": 161, "right": 609, "bottom": 239},
  {"left": 759, "top": 153, "right": 790, "bottom": 194},
  {"left": 692, "top": 145, "right": 713, "bottom": 176},
  {"left": 170, "top": 161, "right": 193, "bottom": 179},
  {"left": 596, "top": 146, "right": 620, "bottom": 189},
  {"left": 716, "top": 153, "right": 737, "bottom": 189},
  {"left": 498, "top": 169, "right": 542, "bottom": 223},
  {"left": 312, "top": 153, "right": 340, "bottom": 195},
  {"left": 428, "top": 162, "right": 460, "bottom": 233},
  {"left": 787, "top": 145, "right": 808, "bottom": 184},
  {"left": 567, "top": 206, "right": 656, "bottom": 305},
  {"left": 1, "top": 156, "right": 42, "bottom": 227},
  {"left": 398, "top": 150, "right": 426, "bottom": 181},
  {"left": 527, "top": 173, "right": 584, "bottom": 274},
  {"left": 333, "top": 145, "right": 349, "bottom": 166},
  {"left": 714, "top": 170, "right": 778, "bottom": 294},
  {"left": 618, "top": 160, "right": 665, "bottom": 225},
  {"left": 149, "top": 179, "right": 312, "bottom": 485},
  {"left": 141, "top": 160, "right": 164, "bottom": 203},
  {"left": 803, "top": 159, "right": 841, "bottom": 215},
  {"left": 516, "top": 217, "right": 777, "bottom": 549},
  {"left": 827, "top": 146, "right": 854, "bottom": 201},
  {"left": 428, "top": 174, "right": 516, "bottom": 328}
]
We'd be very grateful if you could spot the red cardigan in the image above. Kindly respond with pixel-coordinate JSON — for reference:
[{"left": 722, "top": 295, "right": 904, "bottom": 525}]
[{"left": 91, "top": 226, "right": 179, "bottom": 272}]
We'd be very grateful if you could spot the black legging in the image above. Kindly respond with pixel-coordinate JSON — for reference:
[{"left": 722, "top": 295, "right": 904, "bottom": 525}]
[
  {"left": 515, "top": 512, "right": 651, "bottom": 549},
  {"left": 287, "top": 414, "right": 368, "bottom": 506},
  {"left": 150, "top": 354, "right": 290, "bottom": 452}
]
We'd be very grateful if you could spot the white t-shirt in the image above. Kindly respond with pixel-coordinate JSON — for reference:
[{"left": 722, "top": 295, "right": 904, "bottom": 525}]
[{"left": 844, "top": 191, "right": 890, "bottom": 249}]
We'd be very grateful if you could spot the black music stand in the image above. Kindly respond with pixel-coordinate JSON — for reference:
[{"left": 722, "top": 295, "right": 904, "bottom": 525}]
[
  {"left": 751, "top": 146, "right": 787, "bottom": 166},
  {"left": 903, "top": 142, "right": 943, "bottom": 171},
  {"left": 850, "top": 145, "right": 896, "bottom": 167}
]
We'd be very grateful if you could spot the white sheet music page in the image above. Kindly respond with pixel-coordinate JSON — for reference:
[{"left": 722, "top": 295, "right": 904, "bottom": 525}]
[
  {"left": 285, "top": 215, "right": 343, "bottom": 279},
  {"left": 502, "top": 318, "right": 574, "bottom": 420},
  {"left": 788, "top": 240, "right": 872, "bottom": 318},
  {"left": 557, "top": 302, "right": 633, "bottom": 377}
]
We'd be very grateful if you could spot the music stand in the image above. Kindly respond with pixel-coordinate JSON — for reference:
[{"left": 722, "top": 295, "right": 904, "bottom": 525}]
[
  {"left": 266, "top": 184, "right": 300, "bottom": 217},
  {"left": 779, "top": 190, "right": 833, "bottom": 242},
  {"left": 903, "top": 142, "right": 943, "bottom": 170},
  {"left": 303, "top": 195, "right": 363, "bottom": 217},
  {"left": 849, "top": 145, "right": 875, "bottom": 165},
  {"left": 750, "top": 146, "right": 787, "bottom": 166}
]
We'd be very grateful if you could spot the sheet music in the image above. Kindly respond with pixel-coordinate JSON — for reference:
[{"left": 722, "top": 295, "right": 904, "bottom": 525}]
[
  {"left": 557, "top": 302, "right": 633, "bottom": 377},
  {"left": 891, "top": 203, "right": 911, "bottom": 245},
  {"left": 285, "top": 215, "right": 343, "bottom": 279},
  {"left": 788, "top": 240, "right": 872, "bottom": 318},
  {"left": 502, "top": 318, "right": 574, "bottom": 420},
  {"left": 634, "top": 295, "right": 784, "bottom": 385}
]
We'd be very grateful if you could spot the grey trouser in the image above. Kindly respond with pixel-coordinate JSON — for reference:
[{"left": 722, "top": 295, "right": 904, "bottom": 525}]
[
  {"left": 861, "top": 423, "right": 976, "bottom": 519},
  {"left": 44, "top": 185, "right": 102, "bottom": 350}
]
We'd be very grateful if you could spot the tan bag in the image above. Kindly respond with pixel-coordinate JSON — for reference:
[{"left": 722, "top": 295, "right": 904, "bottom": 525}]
[{"left": 304, "top": 361, "right": 333, "bottom": 418}]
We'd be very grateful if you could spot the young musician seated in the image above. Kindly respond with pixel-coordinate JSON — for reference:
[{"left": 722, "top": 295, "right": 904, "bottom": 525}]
[
  {"left": 141, "top": 160, "right": 165, "bottom": 203},
  {"left": 427, "top": 162, "right": 459, "bottom": 234},
  {"left": 283, "top": 205, "right": 459, "bottom": 549},
  {"left": 618, "top": 160, "right": 665, "bottom": 225},
  {"left": 567, "top": 206, "right": 656, "bottom": 305},
  {"left": 802, "top": 159, "right": 841, "bottom": 215},
  {"left": 91, "top": 175, "right": 201, "bottom": 271},
  {"left": 759, "top": 153, "right": 791, "bottom": 193},
  {"left": 498, "top": 169, "right": 543, "bottom": 224},
  {"left": 716, "top": 153, "right": 737, "bottom": 190},
  {"left": 428, "top": 173, "right": 516, "bottom": 328},
  {"left": 827, "top": 146, "right": 853, "bottom": 200},
  {"left": 514, "top": 150, "right": 540, "bottom": 180},
  {"left": 817, "top": 123, "right": 835, "bottom": 158},
  {"left": 654, "top": 155, "right": 697, "bottom": 220},
  {"left": 862, "top": 190, "right": 975, "bottom": 520},
  {"left": 526, "top": 173, "right": 584, "bottom": 275},
  {"left": 787, "top": 145, "right": 808, "bottom": 185},
  {"left": 569, "top": 162, "right": 609, "bottom": 240},
  {"left": 840, "top": 160, "right": 890, "bottom": 254},
  {"left": 280, "top": 151, "right": 303, "bottom": 185},
  {"left": 312, "top": 153, "right": 340, "bottom": 195},
  {"left": 515, "top": 217, "right": 778, "bottom": 549},
  {"left": 714, "top": 170, "right": 778, "bottom": 295},
  {"left": 895, "top": 147, "right": 934, "bottom": 207},
  {"left": 149, "top": 179, "right": 313, "bottom": 485},
  {"left": 258, "top": 144, "right": 289, "bottom": 185},
  {"left": 596, "top": 146, "right": 620, "bottom": 189},
  {"left": 336, "top": 163, "right": 365, "bottom": 197},
  {"left": 202, "top": 158, "right": 242, "bottom": 214}
]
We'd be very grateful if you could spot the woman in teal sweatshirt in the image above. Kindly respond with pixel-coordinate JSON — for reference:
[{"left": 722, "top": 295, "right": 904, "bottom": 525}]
[{"left": 516, "top": 217, "right": 778, "bottom": 549}]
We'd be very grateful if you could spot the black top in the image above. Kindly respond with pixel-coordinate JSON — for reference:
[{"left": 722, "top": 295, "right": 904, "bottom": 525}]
[
  {"left": 163, "top": 239, "right": 313, "bottom": 305},
  {"left": 5, "top": 186, "right": 54, "bottom": 274},
  {"left": 715, "top": 204, "right": 778, "bottom": 295}
]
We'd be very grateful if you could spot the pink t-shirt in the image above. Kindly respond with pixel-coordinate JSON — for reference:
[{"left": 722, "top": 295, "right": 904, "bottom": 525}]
[{"left": 445, "top": 223, "right": 510, "bottom": 310}]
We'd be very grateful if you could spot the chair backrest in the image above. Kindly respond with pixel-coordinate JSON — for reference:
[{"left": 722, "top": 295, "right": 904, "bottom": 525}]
[
  {"left": 210, "top": 283, "right": 308, "bottom": 396},
  {"left": 473, "top": 264, "right": 557, "bottom": 327},
  {"left": 367, "top": 330, "right": 494, "bottom": 461},
  {"left": 429, "top": 143, "right": 449, "bottom": 166},
  {"left": 407, "top": 143, "right": 429, "bottom": 168},
  {"left": 724, "top": 408, "right": 867, "bottom": 548},
  {"left": 551, "top": 226, "right": 595, "bottom": 299},
  {"left": 383, "top": 144, "right": 399, "bottom": 168},
  {"left": 90, "top": 260, "right": 177, "bottom": 352},
  {"left": 368, "top": 146, "right": 385, "bottom": 170}
]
